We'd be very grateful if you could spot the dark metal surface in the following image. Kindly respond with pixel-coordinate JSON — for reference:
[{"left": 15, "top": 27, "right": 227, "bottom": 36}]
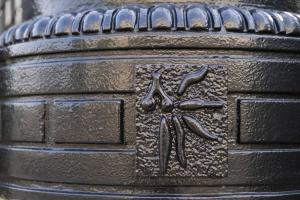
[{"left": 0, "top": 0, "right": 300, "bottom": 199}]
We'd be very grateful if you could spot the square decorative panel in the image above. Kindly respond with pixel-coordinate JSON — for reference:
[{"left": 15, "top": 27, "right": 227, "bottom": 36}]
[{"left": 136, "top": 64, "right": 228, "bottom": 177}]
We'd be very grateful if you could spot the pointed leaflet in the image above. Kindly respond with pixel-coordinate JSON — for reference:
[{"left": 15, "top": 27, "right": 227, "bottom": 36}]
[
  {"left": 178, "top": 98, "right": 224, "bottom": 110},
  {"left": 172, "top": 115, "right": 187, "bottom": 168},
  {"left": 159, "top": 116, "right": 172, "bottom": 175},
  {"left": 182, "top": 115, "right": 218, "bottom": 140},
  {"left": 177, "top": 65, "right": 208, "bottom": 96}
]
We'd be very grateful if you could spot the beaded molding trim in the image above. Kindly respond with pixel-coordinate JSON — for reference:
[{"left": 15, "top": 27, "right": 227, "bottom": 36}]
[{"left": 1, "top": 4, "right": 300, "bottom": 47}]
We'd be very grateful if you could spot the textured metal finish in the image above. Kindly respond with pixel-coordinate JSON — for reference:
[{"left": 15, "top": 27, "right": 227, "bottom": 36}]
[
  {"left": 136, "top": 64, "right": 227, "bottom": 177},
  {"left": 1, "top": 101, "right": 45, "bottom": 142},
  {"left": 238, "top": 99, "right": 300, "bottom": 144},
  {"left": 49, "top": 100, "right": 123, "bottom": 144},
  {"left": 0, "top": 0, "right": 299, "bottom": 200}
]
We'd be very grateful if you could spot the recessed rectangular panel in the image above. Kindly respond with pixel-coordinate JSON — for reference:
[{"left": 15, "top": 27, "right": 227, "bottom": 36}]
[
  {"left": 239, "top": 99, "right": 300, "bottom": 144},
  {"left": 229, "top": 62, "right": 300, "bottom": 93},
  {"left": 0, "top": 60, "right": 135, "bottom": 96},
  {"left": 2, "top": 101, "right": 45, "bottom": 142},
  {"left": 0, "top": 147, "right": 135, "bottom": 185},
  {"left": 50, "top": 100, "right": 123, "bottom": 144}
]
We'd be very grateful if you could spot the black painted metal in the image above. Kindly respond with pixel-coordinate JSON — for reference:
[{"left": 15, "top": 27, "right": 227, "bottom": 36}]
[{"left": 0, "top": 0, "right": 300, "bottom": 199}]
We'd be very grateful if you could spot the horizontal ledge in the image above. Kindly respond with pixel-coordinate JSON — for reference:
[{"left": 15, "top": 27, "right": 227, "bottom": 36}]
[
  {"left": 229, "top": 149, "right": 300, "bottom": 154},
  {"left": 0, "top": 145, "right": 135, "bottom": 153},
  {"left": 1, "top": 32, "right": 300, "bottom": 59},
  {"left": 1, "top": 145, "right": 299, "bottom": 154},
  {"left": 1, "top": 145, "right": 300, "bottom": 185},
  {"left": 0, "top": 145, "right": 136, "bottom": 185},
  {"left": 1, "top": 183, "right": 300, "bottom": 200}
]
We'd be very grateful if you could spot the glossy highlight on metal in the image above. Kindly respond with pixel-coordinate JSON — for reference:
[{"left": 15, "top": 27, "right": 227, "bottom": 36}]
[{"left": 0, "top": 0, "right": 300, "bottom": 199}]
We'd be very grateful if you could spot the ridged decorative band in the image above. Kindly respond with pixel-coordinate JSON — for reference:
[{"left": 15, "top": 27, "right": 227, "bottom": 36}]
[{"left": 1, "top": 3, "right": 300, "bottom": 47}]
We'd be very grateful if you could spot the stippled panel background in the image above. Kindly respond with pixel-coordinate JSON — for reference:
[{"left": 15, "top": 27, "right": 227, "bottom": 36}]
[{"left": 136, "top": 64, "right": 228, "bottom": 177}]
